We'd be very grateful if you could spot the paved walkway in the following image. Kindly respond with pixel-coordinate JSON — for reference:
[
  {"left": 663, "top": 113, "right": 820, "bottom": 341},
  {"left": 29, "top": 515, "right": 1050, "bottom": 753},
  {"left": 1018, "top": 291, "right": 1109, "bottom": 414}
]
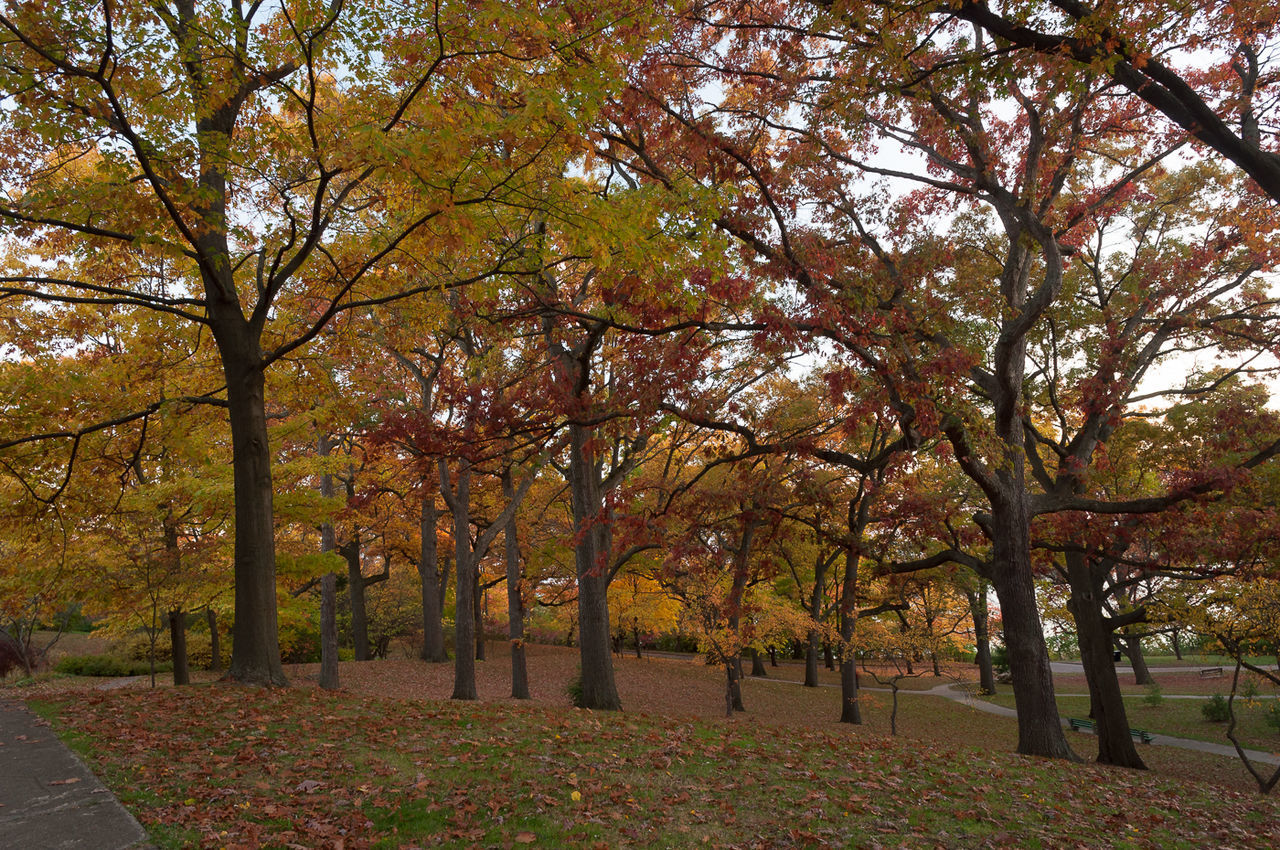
[
  {"left": 753, "top": 674, "right": 1280, "bottom": 766},
  {"left": 919, "top": 680, "right": 1279, "bottom": 766},
  {"left": 0, "top": 698, "right": 150, "bottom": 849}
]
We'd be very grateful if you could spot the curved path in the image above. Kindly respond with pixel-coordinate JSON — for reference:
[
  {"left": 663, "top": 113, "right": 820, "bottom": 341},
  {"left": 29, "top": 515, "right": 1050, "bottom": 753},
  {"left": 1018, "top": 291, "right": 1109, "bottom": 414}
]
[{"left": 925, "top": 680, "right": 1279, "bottom": 766}]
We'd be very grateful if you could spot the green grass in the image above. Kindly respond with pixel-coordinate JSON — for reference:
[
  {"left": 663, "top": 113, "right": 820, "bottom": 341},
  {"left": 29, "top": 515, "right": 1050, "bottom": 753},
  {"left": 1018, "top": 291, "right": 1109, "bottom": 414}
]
[
  {"left": 985, "top": 692, "right": 1280, "bottom": 747},
  {"left": 27, "top": 684, "right": 1280, "bottom": 848}
]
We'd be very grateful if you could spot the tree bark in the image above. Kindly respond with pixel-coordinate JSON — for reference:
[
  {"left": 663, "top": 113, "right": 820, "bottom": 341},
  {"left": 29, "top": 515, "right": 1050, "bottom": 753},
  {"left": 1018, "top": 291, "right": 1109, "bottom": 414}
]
[
  {"left": 418, "top": 493, "right": 448, "bottom": 662},
  {"left": 804, "top": 630, "right": 821, "bottom": 688},
  {"left": 206, "top": 608, "right": 222, "bottom": 673},
  {"left": 750, "top": 648, "right": 767, "bottom": 677},
  {"left": 169, "top": 609, "right": 189, "bottom": 686},
  {"left": 502, "top": 471, "right": 530, "bottom": 699},
  {"left": 967, "top": 584, "right": 997, "bottom": 695},
  {"left": 342, "top": 532, "right": 370, "bottom": 661},
  {"left": 473, "top": 570, "right": 485, "bottom": 662},
  {"left": 568, "top": 423, "right": 621, "bottom": 710},
  {"left": 319, "top": 572, "right": 339, "bottom": 690},
  {"left": 1065, "top": 553, "right": 1146, "bottom": 769},
  {"left": 839, "top": 498, "right": 866, "bottom": 724},
  {"left": 445, "top": 460, "right": 478, "bottom": 701},
  {"left": 987, "top": 500, "right": 1077, "bottom": 760},
  {"left": 219, "top": 343, "right": 286, "bottom": 686},
  {"left": 1116, "top": 633, "right": 1153, "bottom": 686}
]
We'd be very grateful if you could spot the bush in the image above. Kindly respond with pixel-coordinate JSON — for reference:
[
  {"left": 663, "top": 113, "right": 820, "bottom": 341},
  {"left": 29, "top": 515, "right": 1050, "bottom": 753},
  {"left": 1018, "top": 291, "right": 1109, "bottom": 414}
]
[
  {"left": 991, "top": 644, "right": 1010, "bottom": 675},
  {"left": 1202, "top": 693, "right": 1231, "bottom": 723},
  {"left": 1143, "top": 682, "right": 1164, "bottom": 707},
  {"left": 56, "top": 654, "right": 172, "bottom": 677},
  {"left": 1264, "top": 701, "right": 1280, "bottom": 734},
  {"left": 113, "top": 630, "right": 214, "bottom": 669}
]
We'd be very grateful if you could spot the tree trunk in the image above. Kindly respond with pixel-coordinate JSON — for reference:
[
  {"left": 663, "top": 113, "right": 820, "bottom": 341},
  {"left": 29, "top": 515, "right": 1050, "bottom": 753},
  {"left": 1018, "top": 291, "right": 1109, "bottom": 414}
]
[
  {"left": 319, "top": 572, "right": 339, "bottom": 690},
  {"left": 804, "top": 630, "right": 821, "bottom": 688},
  {"left": 824, "top": 641, "right": 835, "bottom": 670},
  {"left": 750, "top": 648, "right": 767, "bottom": 677},
  {"left": 839, "top": 499, "right": 865, "bottom": 724},
  {"left": 988, "top": 503, "right": 1077, "bottom": 760},
  {"left": 1117, "top": 633, "right": 1153, "bottom": 686},
  {"left": 568, "top": 424, "right": 620, "bottom": 710},
  {"left": 967, "top": 584, "right": 997, "bottom": 695},
  {"left": 473, "top": 570, "right": 485, "bottom": 662},
  {"left": 446, "top": 461, "right": 478, "bottom": 701},
  {"left": 768, "top": 645, "right": 778, "bottom": 667},
  {"left": 1170, "top": 627, "right": 1182, "bottom": 661},
  {"left": 169, "top": 609, "right": 189, "bottom": 686},
  {"left": 342, "top": 532, "right": 370, "bottom": 661},
  {"left": 418, "top": 494, "right": 448, "bottom": 662},
  {"left": 1066, "top": 556, "right": 1146, "bottom": 769},
  {"left": 206, "top": 608, "right": 222, "bottom": 673},
  {"left": 220, "top": 345, "right": 286, "bottom": 686},
  {"left": 503, "top": 471, "right": 530, "bottom": 699}
]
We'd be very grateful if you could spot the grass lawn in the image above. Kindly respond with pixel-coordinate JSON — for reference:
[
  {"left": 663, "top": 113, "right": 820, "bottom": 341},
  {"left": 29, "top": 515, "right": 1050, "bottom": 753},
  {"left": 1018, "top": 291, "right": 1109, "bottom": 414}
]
[
  {"left": 11, "top": 644, "right": 1280, "bottom": 848},
  {"left": 29, "top": 684, "right": 1280, "bottom": 849}
]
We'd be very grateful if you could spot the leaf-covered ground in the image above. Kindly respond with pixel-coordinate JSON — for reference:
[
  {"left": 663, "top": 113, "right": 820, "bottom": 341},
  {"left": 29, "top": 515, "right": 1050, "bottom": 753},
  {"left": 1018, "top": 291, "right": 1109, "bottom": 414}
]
[{"left": 25, "top": 645, "right": 1280, "bottom": 848}]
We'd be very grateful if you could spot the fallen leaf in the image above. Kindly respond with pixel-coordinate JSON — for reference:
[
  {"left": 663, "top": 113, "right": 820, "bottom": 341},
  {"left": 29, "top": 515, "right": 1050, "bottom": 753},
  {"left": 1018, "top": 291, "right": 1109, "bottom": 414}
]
[
  {"left": 49, "top": 778, "right": 81, "bottom": 786},
  {"left": 515, "top": 832, "right": 537, "bottom": 844}
]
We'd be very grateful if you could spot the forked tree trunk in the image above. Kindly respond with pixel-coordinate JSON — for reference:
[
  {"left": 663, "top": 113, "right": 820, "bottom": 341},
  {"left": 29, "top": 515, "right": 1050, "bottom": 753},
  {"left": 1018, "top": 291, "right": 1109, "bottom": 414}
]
[
  {"left": 342, "top": 532, "right": 370, "bottom": 661},
  {"left": 319, "top": 572, "right": 340, "bottom": 690},
  {"left": 418, "top": 494, "right": 448, "bottom": 662},
  {"left": 169, "top": 609, "right": 189, "bottom": 686},
  {"left": 1066, "top": 553, "right": 1145, "bottom": 769}
]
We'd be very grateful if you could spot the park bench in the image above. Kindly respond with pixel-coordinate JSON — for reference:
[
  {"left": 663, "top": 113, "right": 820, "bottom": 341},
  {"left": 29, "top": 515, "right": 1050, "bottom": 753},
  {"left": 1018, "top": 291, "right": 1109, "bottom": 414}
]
[
  {"left": 1199, "top": 667, "right": 1224, "bottom": 678},
  {"left": 1066, "top": 717, "right": 1154, "bottom": 744}
]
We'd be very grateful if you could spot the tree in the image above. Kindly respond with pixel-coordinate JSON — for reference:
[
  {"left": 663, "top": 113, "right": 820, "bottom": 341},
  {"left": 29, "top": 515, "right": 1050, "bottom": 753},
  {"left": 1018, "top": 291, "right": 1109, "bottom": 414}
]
[{"left": 0, "top": 0, "right": 637, "bottom": 685}]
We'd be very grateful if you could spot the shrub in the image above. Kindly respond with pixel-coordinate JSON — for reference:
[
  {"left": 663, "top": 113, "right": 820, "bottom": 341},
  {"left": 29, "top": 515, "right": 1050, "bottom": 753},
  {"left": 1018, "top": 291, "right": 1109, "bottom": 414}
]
[
  {"left": 56, "top": 654, "right": 172, "bottom": 677},
  {"left": 113, "top": 630, "right": 214, "bottom": 669},
  {"left": 1202, "top": 693, "right": 1231, "bottom": 723},
  {"left": 991, "top": 644, "right": 1010, "bottom": 675},
  {"left": 1143, "top": 682, "right": 1163, "bottom": 707},
  {"left": 1264, "top": 701, "right": 1280, "bottom": 734}
]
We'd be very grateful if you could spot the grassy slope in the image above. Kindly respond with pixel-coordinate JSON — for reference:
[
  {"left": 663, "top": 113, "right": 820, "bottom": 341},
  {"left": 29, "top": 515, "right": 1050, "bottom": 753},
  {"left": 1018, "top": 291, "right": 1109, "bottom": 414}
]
[{"left": 28, "top": 675, "right": 1280, "bottom": 849}]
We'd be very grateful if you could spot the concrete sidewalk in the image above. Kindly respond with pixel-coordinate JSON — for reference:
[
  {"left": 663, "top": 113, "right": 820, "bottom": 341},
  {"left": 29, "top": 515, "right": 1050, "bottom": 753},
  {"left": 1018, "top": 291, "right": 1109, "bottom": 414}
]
[{"left": 0, "top": 698, "right": 150, "bottom": 849}]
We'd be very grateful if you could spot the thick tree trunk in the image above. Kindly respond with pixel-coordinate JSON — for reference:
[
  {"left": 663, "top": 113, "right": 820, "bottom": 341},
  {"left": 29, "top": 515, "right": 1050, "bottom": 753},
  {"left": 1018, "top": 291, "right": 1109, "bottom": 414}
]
[
  {"left": 169, "top": 609, "right": 189, "bottom": 686},
  {"left": 750, "top": 648, "right": 767, "bottom": 677},
  {"left": 967, "top": 585, "right": 997, "bottom": 695},
  {"left": 342, "top": 533, "right": 370, "bottom": 661},
  {"left": 1170, "top": 627, "right": 1182, "bottom": 661},
  {"left": 568, "top": 424, "right": 620, "bottom": 711},
  {"left": 988, "top": 502, "right": 1076, "bottom": 760},
  {"left": 206, "top": 608, "right": 222, "bottom": 672},
  {"left": 1066, "top": 554, "right": 1146, "bottom": 769},
  {"left": 221, "top": 348, "right": 286, "bottom": 686},
  {"left": 418, "top": 494, "right": 448, "bottom": 662}
]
